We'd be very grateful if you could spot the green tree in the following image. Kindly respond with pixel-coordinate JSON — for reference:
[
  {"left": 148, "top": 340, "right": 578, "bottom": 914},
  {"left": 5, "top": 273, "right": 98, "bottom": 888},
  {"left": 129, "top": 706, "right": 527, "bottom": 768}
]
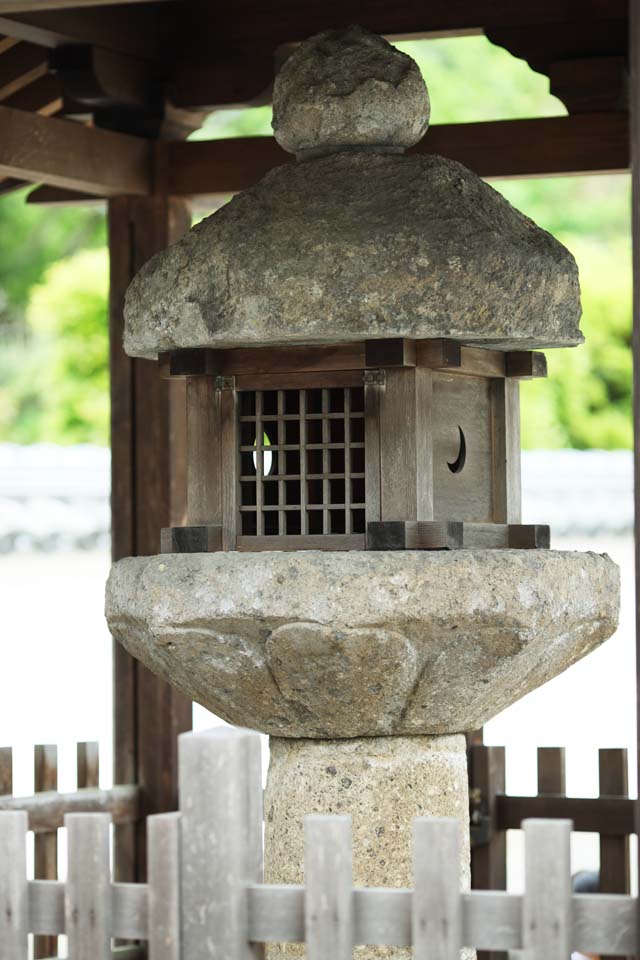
[
  {"left": 0, "top": 187, "right": 105, "bottom": 332},
  {"left": 0, "top": 34, "right": 632, "bottom": 449},
  {"left": 0, "top": 248, "right": 109, "bottom": 443}
]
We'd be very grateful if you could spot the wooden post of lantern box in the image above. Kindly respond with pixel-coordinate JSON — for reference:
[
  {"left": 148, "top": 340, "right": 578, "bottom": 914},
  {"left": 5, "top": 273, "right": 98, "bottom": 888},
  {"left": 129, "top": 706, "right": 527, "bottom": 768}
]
[{"left": 159, "top": 338, "right": 549, "bottom": 553}]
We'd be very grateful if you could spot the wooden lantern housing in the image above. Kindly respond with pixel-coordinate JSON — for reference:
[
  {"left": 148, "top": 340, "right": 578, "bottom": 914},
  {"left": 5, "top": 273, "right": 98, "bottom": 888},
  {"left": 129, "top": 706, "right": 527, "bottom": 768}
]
[{"left": 159, "top": 337, "right": 550, "bottom": 553}]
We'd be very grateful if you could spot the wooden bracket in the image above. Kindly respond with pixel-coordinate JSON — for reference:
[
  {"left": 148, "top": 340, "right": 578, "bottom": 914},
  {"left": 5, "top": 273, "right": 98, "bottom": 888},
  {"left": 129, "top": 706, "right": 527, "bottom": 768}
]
[
  {"left": 367, "top": 520, "right": 463, "bottom": 551},
  {"left": 159, "top": 348, "right": 220, "bottom": 378},
  {"left": 505, "top": 351, "right": 548, "bottom": 380},
  {"left": 367, "top": 521, "right": 550, "bottom": 551},
  {"left": 365, "top": 338, "right": 416, "bottom": 368},
  {"left": 160, "top": 524, "right": 223, "bottom": 553}
]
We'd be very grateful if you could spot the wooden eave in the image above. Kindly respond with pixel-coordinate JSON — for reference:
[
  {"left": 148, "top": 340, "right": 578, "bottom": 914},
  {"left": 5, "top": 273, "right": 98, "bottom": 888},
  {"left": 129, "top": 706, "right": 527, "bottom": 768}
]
[{"left": 0, "top": 0, "right": 631, "bottom": 198}]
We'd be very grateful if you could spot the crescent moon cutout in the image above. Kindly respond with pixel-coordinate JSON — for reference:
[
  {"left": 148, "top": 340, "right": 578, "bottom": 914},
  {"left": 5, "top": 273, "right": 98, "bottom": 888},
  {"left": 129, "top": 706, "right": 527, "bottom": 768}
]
[{"left": 447, "top": 426, "right": 466, "bottom": 474}]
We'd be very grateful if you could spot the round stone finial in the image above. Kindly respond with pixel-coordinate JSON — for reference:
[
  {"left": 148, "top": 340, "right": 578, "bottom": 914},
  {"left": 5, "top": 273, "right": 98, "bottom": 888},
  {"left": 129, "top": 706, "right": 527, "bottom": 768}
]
[{"left": 272, "top": 25, "right": 430, "bottom": 157}]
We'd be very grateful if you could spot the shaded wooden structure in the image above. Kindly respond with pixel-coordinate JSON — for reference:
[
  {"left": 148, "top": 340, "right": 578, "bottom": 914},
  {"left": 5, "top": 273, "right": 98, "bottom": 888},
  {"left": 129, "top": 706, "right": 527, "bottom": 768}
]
[{"left": 0, "top": 0, "right": 638, "bottom": 906}]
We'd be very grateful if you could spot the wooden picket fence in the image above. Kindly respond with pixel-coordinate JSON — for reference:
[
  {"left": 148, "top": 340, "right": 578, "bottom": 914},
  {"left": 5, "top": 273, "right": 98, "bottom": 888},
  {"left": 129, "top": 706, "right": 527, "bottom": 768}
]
[
  {"left": 1, "top": 726, "right": 638, "bottom": 960},
  {"left": 0, "top": 740, "right": 139, "bottom": 959}
]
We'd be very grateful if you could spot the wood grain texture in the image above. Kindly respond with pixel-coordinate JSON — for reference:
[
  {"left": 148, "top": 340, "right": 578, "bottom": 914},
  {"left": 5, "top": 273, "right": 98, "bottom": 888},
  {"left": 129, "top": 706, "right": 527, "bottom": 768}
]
[
  {"left": 522, "top": 819, "right": 572, "bottom": 960},
  {"left": 65, "top": 813, "right": 111, "bottom": 960},
  {"left": 33, "top": 745, "right": 58, "bottom": 959},
  {"left": 469, "top": 743, "right": 507, "bottom": 957},
  {"left": 433, "top": 373, "right": 494, "bottom": 523},
  {"left": 379, "top": 368, "right": 432, "bottom": 522},
  {"left": 76, "top": 741, "right": 100, "bottom": 789},
  {"left": 0, "top": 811, "right": 28, "bottom": 959},
  {"left": 0, "top": 746, "right": 12, "bottom": 795},
  {"left": 304, "top": 816, "right": 353, "bottom": 960},
  {"left": 147, "top": 813, "right": 181, "bottom": 960},
  {"left": 505, "top": 351, "right": 548, "bottom": 379},
  {"left": 537, "top": 747, "right": 566, "bottom": 796},
  {"left": 109, "top": 196, "right": 193, "bottom": 882},
  {"left": 186, "top": 376, "right": 221, "bottom": 525},
  {"left": 0, "top": 104, "right": 149, "bottom": 195},
  {"left": 0, "top": 41, "right": 47, "bottom": 100},
  {"left": 221, "top": 386, "right": 238, "bottom": 550},
  {"left": 412, "top": 818, "right": 461, "bottom": 960},
  {"left": 236, "top": 534, "right": 365, "bottom": 551},
  {"left": 168, "top": 113, "right": 629, "bottom": 197},
  {"left": 367, "top": 521, "right": 463, "bottom": 550},
  {"left": 161, "top": 524, "right": 223, "bottom": 553},
  {"left": 598, "top": 748, "right": 630, "bottom": 911},
  {"left": 364, "top": 380, "right": 382, "bottom": 525},
  {"left": 225, "top": 342, "right": 366, "bottom": 376},
  {"left": 498, "top": 795, "right": 635, "bottom": 834},
  {"left": 491, "top": 378, "right": 521, "bottom": 524},
  {"left": 0, "top": 785, "right": 138, "bottom": 831},
  {"left": 178, "top": 728, "right": 263, "bottom": 960},
  {"left": 365, "top": 338, "right": 416, "bottom": 368},
  {"left": 235, "top": 369, "right": 363, "bottom": 391}
]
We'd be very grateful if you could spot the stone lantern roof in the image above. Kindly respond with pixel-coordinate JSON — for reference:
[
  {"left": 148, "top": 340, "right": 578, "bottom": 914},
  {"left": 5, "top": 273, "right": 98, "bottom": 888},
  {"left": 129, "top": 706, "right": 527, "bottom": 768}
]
[{"left": 123, "top": 26, "right": 582, "bottom": 359}]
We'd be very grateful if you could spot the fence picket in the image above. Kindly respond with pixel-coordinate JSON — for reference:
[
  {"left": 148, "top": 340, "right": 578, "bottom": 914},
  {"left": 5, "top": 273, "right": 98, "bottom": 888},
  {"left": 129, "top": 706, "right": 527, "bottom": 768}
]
[
  {"left": 33, "top": 744, "right": 58, "bottom": 959},
  {"left": 522, "top": 818, "right": 572, "bottom": 960},
  {"left": 0, "top": 811, "right": 28, "bottom": 960},
  {"left": 3, "top": 727, "right": 640, "bottom": 958},
  {"left": 304, "top": 815, "right": 353, "bottom": 960},
  {"left": 0, "top": 748, "right": 12, "bottom": 796},
  {"left": 77, "top": 741, "right": 100, "bottom": 789},
  {"left": 65, "top": 812, "right": 111, "bottom": 960},
  {"left": 412, "top": 817, "right": 462, "bottom": 960},
  {"left": 148, "top": 812, "right": 181, "bottom": 960},
  {"left": 178, "top": 727, "right": 263, "bottom": 960}
]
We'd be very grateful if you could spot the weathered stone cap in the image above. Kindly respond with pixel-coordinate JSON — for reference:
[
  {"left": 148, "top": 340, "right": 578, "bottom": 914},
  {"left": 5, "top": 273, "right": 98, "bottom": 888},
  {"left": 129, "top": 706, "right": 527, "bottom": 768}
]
[
  {"left": 123, "top": 27, "right": 583, "bottom": 357},
  {"left": 124, "top": 150, "right": 582, "bottom": 357},
  {"left": 272, "top": 25, "right": 430, "bottom": 155}
]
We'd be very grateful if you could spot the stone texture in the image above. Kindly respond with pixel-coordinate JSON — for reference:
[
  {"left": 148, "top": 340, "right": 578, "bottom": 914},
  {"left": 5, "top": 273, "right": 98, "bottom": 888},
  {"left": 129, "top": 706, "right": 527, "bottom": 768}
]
[
  {"left": 264, "top": 734, "right": 470, "bottom": 960},
  {"left": 105, "top": 549, "right": 619, "bottom": 737},
  {"left": 124, "top": 151, "right": 582, "bottom": 358},
  {"left": 272, "top": 26, "right": 429, "bottom": 155}
]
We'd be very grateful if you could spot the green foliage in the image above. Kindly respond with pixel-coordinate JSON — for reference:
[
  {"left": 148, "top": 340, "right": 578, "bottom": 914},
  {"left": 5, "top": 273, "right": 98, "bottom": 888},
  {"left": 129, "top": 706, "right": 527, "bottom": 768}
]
[
  {"left": 0, "top": 248, "right": 109, "bottom": 443},
  {"left": 520, "top": 236, "right": 632, "bottom": 450},
  {"left": 0, "top": 35, "right": 633, "bottom": 449},
  {"left": 0, "top": 187, "right": 105, "bottom": 329}
]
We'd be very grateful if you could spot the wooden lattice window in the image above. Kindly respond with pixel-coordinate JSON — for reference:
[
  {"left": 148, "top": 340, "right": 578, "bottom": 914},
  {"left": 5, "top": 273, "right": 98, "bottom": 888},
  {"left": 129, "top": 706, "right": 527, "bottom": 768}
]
[
  {"left": 238, "top": 386, "right": 366, "bottom": 539},
  {"left": 159, "top": 339, "right": 551, "bottom": 554}
]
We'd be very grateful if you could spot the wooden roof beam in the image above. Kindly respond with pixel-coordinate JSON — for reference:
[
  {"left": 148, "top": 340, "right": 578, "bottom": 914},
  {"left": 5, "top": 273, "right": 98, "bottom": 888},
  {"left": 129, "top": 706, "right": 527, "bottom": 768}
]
[
  {"left": 0, "top": 40, "right": 48, "bottom": 100},
  {"left": 0, "top": 103, "right": 150, "bottom": 193},
  {"left": 0, "top": 0, "right": 164, "bottom": 9},
  {"left": 2, "top": 70, "right": 62, "bottom": 113},
  {"left": 166, "top": 112, "right": 630, "bottom": 197},
  {"left": 0, "top": 4, "right": 163, "bottom": 58}
]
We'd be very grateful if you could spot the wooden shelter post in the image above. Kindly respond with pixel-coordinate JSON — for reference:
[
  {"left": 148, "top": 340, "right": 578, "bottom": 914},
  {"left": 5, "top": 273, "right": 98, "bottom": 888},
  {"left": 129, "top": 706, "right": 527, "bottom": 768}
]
[{"left": 109, "top": 194, "right": 192, "bottom": 881}]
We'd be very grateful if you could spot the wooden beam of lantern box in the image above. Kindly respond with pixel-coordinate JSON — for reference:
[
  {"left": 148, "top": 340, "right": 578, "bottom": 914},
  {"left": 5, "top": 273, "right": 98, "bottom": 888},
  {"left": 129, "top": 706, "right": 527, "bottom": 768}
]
[{"left": 158, "top": 339, "right": 549, "bottom": 553}]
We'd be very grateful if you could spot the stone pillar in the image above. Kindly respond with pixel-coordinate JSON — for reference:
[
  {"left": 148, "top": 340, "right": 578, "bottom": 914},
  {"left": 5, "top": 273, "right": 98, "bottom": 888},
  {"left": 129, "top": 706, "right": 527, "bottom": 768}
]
[{"left": 264, "top": 734, "right": 470, "bottom": 960}]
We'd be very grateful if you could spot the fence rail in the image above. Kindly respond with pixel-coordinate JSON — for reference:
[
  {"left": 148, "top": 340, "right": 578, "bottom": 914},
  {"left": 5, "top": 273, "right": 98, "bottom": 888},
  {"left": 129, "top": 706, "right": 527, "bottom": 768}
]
[
  {"left": 0, "top": 740, "right": 139, "bottom": 960},
  {"left": 1, "top": 727, "right": 638, "bottom": 960}
]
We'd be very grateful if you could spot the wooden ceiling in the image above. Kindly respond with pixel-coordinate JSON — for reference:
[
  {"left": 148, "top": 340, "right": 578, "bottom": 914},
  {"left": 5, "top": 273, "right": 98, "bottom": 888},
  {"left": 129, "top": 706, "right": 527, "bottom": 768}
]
[{"left": 0, "top": 0, "right": 631, "bottom": 201}]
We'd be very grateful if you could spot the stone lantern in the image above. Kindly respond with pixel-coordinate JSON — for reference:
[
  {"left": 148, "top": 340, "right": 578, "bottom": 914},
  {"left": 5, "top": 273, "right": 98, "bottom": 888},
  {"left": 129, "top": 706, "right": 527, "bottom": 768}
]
[{"left": 107, "top": 26, "right": 619, "bottom": 960}]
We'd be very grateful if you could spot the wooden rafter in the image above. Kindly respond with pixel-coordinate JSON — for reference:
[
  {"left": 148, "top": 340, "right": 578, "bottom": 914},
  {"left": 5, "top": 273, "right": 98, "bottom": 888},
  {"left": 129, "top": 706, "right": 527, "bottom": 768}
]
[
  {"left": 0, "top": 110, "right": 627, "bottom": 200},
  {"left": 0, "top": 40, "right": 48, "bottom": 100},
  {"left": 2, "top": 70, "right": 62, "bottom": 113},
  {"left": 0, "top": 0, "right": 163, "bottom": 9},
  {"left": 167, "top": 112, "right": 630, "bottom": 198},
  {"left": 0, "top": 103, "right": 149, "bottom": 193}
]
